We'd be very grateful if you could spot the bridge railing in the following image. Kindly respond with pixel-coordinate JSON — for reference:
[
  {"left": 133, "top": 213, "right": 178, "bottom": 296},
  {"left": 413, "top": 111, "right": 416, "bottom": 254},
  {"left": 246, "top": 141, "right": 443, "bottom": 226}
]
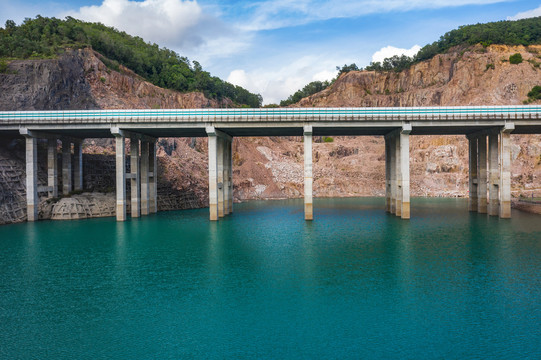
[{"left": 1, "top": 105, "right": 541, "bottom": 124}]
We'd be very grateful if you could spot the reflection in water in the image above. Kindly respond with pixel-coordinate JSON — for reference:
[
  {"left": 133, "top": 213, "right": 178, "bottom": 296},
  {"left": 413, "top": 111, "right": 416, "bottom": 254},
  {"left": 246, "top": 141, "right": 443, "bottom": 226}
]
[{"left": 0, "top": 198, "right": 540, "bottom": 359}]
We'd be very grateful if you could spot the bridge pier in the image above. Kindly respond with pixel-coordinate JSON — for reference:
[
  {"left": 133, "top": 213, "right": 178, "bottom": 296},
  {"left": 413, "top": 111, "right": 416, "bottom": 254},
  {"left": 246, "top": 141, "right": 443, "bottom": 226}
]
[
  {"left": 207, "top": 127, "right": 233, "bottom": 221},
  {"left": 130, "top": 138, "right": 141, "bottom": 218},
  {"left": 62, "top": 139, "right": 72, "bottom": 195},
  {"left": 466, "top": 123, "right": 514, "bottom": 218},
  {"left": 149, "top": 140, "right": 158, "bottom": 214},
  {"left": 385, "top": 125, "right": 410, "bottom": 219},
  {"left": 47, "top": 138, "right": 58, "bottom": 198},
  {"left": 114, "top": 135, "right": 127, "bottom": 221},
  {"left": 304, "top": 125, "right": 313, "bottom": 221},
  {"left": 73, "top": 141, "right": 83, "bottom": 191},
  {"left": 24, "top": 136, "right": 38, "bottom": 222}
]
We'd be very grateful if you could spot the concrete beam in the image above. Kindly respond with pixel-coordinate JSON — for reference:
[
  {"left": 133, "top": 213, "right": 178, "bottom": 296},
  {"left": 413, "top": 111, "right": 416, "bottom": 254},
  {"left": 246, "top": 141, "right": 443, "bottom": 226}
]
[
  {"left": 304, "top": 125, "right": 313, "bottom": 220},
  {"left": 110, "top": 127, "right": 156, "bottom": 143}
]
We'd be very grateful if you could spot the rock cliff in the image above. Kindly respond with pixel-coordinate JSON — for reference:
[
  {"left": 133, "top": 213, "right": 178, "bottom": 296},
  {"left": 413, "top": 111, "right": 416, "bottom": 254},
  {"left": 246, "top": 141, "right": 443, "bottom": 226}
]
[{"left": 1, "top": 45, "right": 541, "bottom": 224}]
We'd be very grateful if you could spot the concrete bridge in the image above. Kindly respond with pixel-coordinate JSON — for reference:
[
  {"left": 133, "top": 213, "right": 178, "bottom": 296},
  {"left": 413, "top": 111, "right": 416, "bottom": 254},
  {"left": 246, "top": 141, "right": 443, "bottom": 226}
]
[{"left": 1, "top": 106, "right": 541, "bottom": 222}]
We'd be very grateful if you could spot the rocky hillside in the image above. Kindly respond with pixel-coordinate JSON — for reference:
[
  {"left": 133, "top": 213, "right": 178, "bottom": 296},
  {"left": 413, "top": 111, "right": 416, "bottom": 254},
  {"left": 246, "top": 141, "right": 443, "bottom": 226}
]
[{"left": 1, "top": 44, "right": 541, "bottom": 224}]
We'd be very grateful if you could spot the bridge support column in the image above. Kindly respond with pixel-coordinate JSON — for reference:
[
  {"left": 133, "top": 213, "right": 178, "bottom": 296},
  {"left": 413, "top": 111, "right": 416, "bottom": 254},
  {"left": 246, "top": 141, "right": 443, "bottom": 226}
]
[
  {"left": 477, "top": 135, "right": 488, "bottom": 214},
  {"left": 141, "top": 140, "right": 150, "bottom": 216},
  {"left": 385, "top": 136, "right": 391, "bottom": 213},
  {"left": 395, "top": 131, "right": 402, "bottom": 217},
  {"left": 207, "top": 128, "right": 219, "bottom": 221},
  {"left": 389, "top": 134, "right": 397, "bottom": 215},
  {"left": 223, "top": 138, "right": 232, "bottom": 216},
  {"left": 62, "top": 139, "right": 72, "bottom": 195},
  {"left": 73, "top": 141, "right": 83, "bottom": 191},
  {"left": 488, "top": 132, "right": 499, "bottom": 216},
  {"left": 467, "top": 135, "right": 478, "bottom": 211},
  {"left": 500, "top": 124, "right": 514, "bottom": 218},
  {"left": 399, "top": 126, "right": 411, "bottom": 219},
  {"left": 304, "top": 125, "right": 313, "bottom": 221},
  {"left": 24, "top": 136, "right": 38, "bottom": 222},
  {"left": 149, "top": 140, "right": 158, "bottom": 214},
  {"left": 229, "top": 139, "right": 234, "bottom": 214},
  {"left": 130, "top": 138, "right": 141, "bottom": 218},
  {"left": 217, "top": 137, "right": 225, "bottom": 218},
  {"left": 47, "top": 138, "right": 58, "bottom": 198},
  {"left": 115, "top": 135, "right": 127, "bottom": 221}
]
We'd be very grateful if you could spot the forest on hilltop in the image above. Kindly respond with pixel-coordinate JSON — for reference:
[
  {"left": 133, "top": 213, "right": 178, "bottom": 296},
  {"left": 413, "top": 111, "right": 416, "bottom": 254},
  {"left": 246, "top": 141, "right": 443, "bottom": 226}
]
[
  {"left": 0, "top": 16, "right": 262, "bottom": 108},
  {"left": 280, "top": 16, "right": 541, "bottom": 105}
]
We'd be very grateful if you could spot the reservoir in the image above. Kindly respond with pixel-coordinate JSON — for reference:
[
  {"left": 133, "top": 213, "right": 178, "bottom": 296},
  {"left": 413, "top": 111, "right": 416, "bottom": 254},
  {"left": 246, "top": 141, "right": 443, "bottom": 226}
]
[{"left": 1, "top": 198, "right": 540, "bottom": 359}]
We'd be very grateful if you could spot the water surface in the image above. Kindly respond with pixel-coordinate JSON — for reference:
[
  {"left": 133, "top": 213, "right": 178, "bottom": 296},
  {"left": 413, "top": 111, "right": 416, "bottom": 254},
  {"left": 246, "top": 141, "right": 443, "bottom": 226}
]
[{"left": 1, "top": 198, "right": 540, "bottom": 359}]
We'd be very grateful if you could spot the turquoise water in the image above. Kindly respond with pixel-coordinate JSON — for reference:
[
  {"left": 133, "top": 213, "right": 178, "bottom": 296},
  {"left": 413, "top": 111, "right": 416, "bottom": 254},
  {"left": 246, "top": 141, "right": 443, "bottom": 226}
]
[{"left": 1, "top": 198, "right": 540, "bottom": 359}]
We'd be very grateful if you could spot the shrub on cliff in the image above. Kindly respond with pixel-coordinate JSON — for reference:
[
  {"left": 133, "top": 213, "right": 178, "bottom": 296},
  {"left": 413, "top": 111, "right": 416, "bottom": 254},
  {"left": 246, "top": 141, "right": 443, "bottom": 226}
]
[{"left": 509, "top": 53, "right": 523, "bottom": 64}]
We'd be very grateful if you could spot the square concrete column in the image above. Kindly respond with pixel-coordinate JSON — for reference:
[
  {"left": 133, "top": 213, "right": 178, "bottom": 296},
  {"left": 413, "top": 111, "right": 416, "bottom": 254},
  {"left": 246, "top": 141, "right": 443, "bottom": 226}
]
[
  {"left": 228, "top": 139, "right": 234, "bottom": 214},
  {"left": 73, "top": 141, "right": 83, "bottom": 191},
  {"left": 390, "top": 134, "right": 397, "bottom": 215},
  {"left": 467, "top": 135, "right": 478, "bottom": 212},
  {"left": 207, "top": 129, "right": 219, "bottom": 221},
  {"left": 477, "top": 135, "right": 488, "bottom": 213},
  {"left": 130, "top": 138, "right": 141, "bottom": 218},
  {"left": 47, "top": 138, "right": 58, "bottom": 198},
  {"left": 140, "top": 141, "right": 150, "bottom": 216},
  {"left": 384, "top": 136, "right": 391, "bottom": 213},
  {"left": 395, "top": 133, "right": 402, "bottom": 217},
  {"left": 149, "top": 141, "right": 158, "bottom": 214},
  {"left": 400, "top": 127, "right": 411, "bottom": 219},
  {"left": 223, "top": 139, "right": 230, "bottom": 216},
  {"left": 217, "top": 137, "right": 225, "bottom": 218},
  {"left": 500, "top": 125, "right": 514, "bottom": 218},
  {"left": 62, "top": 139, "right": 72, "bottom": 195},
  {"left": 488, "top": 132, "right": 499, "bottom": 216},
  {"left": 304, "top": 125, "right": 313, "bottom": 221},
  {"left": 25, "top": 136, "right": 38, "bottom": 222},
  {"left": 115, "top": 136, "right": 127, "bottom": 221}
]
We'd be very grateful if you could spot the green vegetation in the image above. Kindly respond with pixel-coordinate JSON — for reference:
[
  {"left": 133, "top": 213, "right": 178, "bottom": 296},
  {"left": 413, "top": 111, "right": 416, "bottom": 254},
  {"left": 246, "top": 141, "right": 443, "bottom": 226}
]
[
  {"left": 0, "top": 59, "right": 8, "bottom": 73},
  {"left": 509, "top": 53, "right": 523, "bottom": 64},
  {"left": 280, "top": 80, "right": 330, "bottom": 106},
  {"left": 323, "top": 136, "right": 334, "bottom": 143},
  {"left": 526, "top": 85, "right": 541, "bottom": 103},
  {"left": 485, "top": 63, "right": 495, "bottom": 70},
  {"left": 0, "top": 16, "right": 262, "bottom": 107},
  {"left": 280, "top": 17, "right": 541, "bottom": 105}
]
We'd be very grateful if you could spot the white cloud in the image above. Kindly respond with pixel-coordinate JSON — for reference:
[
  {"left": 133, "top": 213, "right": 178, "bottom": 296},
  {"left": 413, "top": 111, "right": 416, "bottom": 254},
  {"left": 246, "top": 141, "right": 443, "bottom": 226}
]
[
  {"left": 239, "top": 0, "right": 512, "bottom": 31},
  {"left": 63, "top": 0, "right": 230, "bottom": 53},
  {"left": 508, "top": 5, "right": 541, "bottom": 20},
  {"left": 371, "top": 45, "right": 421, "bottom": 63},
  {"left": 227, "top": 55, "right": 342, "bottom": 105}
]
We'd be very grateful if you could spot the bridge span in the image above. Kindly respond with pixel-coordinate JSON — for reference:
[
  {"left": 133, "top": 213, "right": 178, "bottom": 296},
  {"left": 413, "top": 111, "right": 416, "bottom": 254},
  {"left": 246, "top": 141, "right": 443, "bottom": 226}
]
[{"left": 2, "top": 106, "right": 541, "bottom": 222}]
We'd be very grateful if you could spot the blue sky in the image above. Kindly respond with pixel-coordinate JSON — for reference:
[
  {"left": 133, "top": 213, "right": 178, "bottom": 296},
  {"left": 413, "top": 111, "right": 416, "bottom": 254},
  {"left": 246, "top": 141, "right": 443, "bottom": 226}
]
[{"left": 1, "top": 0, "right": 540, "bottom": 104}]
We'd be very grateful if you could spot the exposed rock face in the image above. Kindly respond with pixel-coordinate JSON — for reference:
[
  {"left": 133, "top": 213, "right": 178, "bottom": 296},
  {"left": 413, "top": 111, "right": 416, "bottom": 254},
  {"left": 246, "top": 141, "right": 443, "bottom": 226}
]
[{"left": 1, "top": 44, "right": 541, "bottom": 224}]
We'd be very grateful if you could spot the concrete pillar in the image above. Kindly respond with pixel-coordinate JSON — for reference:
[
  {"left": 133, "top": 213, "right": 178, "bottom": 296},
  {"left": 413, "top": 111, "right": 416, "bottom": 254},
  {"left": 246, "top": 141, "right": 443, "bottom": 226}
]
[
  {"left": 223, "top": 139, "right": 230, "bottom": 216},
  {"left": 115, "top": 136, "right": 126, "bottom": 221},
  {"left": 62, "top": 139, "right": 72, "bottom": 195},
  {"left": 130, "top": 138, "right": 141, "bottom": 218},
  {"left": 47, "top": 138, "right": 58, "bottom": 198},
  {"left": 385, "top": 136, "right": 391, "bottom": 213},
  {"left": 73, "top": 141, "right": 83, "bottom": 191},
  {"left": 477, "top": 135, "right": 487, "bottom": 213},
  {"left": 217, "top": 137, "right": 225, "bottom": 218},
  {"left": 390, "top": 135, "right": 397, "bottom": 215},
  {"left": 207, "top": 131, "right": 218, "bottom": 221},
  {"left": 228, "top": 139, "right": 234, "bottom": 214},
  {"left": 25, "top": 137, "right": 38, "bottom": 222},
  {"left": 467, "top": 136, "right": 478, "bottom": 212},
  {"left": 304, "top": 125, "right": 313, "bottom": 221},
  {"left": 500, "top": 125, "right": 514, "bottom": 218},
  {"left": 400, "top": 127, "right": 411, "bottom": 219},
  {"left": 149, "top": 141, "right": 158, "bottom": 214},
  {"left": 488, "top": 132, "right": 499, "bottom": 216},
  {"left": 395, "top": 132, "right": 402, "bottom": 217},
  {"left": 140, "top": 141, "right": 150, "bottom": 216}
]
